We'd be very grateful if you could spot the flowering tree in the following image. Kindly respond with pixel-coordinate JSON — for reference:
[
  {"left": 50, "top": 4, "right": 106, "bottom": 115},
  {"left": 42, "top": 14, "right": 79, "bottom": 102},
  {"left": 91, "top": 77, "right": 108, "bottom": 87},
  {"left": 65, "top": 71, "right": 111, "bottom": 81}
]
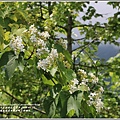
[{"left": 0, "top": 2, "right": 119, "bottom": 118}]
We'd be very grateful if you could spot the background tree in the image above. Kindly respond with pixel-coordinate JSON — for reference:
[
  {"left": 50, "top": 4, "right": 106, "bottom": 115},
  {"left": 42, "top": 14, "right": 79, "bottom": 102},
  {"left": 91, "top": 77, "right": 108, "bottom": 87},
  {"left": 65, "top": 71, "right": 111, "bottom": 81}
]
[{"left": 0, "top": 2, "right": 119, "bottom": 118}]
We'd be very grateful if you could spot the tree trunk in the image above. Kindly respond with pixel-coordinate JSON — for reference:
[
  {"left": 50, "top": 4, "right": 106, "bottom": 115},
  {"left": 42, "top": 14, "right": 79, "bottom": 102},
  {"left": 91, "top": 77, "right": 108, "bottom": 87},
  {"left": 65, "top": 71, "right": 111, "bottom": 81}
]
[{"left": 67, "top": 15, "right": 72, "bottom": 55}]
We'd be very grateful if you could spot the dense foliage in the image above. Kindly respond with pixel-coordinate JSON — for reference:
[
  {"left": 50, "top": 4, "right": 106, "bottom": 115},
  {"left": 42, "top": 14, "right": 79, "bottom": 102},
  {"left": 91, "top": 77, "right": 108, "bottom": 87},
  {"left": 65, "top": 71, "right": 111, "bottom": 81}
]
[{"left": 0, "top": 2, "right": 119, "bottom": 118}]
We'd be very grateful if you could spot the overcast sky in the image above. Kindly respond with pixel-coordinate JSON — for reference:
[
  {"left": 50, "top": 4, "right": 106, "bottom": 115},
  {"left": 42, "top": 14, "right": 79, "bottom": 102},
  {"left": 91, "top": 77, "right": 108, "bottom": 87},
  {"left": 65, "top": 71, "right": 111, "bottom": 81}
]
[
  {"left": 73, "top": 1, "right": 118, "bottom": 38},
  {"left": 82, "top": 1, "right": 117, "bottom": 23}
]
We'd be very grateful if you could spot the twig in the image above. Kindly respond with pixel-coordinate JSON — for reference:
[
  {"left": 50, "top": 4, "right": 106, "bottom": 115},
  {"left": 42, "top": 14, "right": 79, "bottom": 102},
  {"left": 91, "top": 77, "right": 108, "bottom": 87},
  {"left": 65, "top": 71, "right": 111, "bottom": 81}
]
[
  {"left": 2, "top": 89, "right": 23, "bottom": 104},
  {"left": 55, "top": 37, "right": 85, "bottom": 41},
  {"left": 32, "top": 107, "right": 46, "bottom": 114},
  {"left": 73, "top": 24, "right": 105, "bottom": 29},
  {"left": 24, "top": 49, "right": 34, "bottom": 60}
]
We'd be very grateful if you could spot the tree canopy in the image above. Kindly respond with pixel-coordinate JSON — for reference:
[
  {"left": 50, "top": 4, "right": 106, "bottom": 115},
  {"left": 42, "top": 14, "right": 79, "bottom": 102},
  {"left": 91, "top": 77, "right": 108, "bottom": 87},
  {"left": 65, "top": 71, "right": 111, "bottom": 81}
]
[{"left": 0, "top": 2, "right": 119, "bottom": 118}]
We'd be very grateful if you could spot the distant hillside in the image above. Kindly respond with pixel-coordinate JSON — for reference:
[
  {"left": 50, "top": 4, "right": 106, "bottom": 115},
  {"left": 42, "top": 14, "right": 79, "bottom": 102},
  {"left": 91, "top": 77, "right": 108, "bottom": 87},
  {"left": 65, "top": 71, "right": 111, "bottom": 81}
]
[{"left": 96, "top": 42, "right": 120, "bottom": 61}]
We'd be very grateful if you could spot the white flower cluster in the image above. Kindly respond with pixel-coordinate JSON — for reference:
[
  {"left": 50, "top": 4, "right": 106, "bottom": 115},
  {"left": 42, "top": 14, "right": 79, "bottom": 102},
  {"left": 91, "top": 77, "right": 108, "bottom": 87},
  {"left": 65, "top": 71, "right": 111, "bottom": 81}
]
[
  {"left": 69, "top": 78, "right": 79, "bottom": 94},
  {"left": 88, "top": 87, "right": 104, "bottom": 112},
  {"left": 10, "top": 24, "right": 59, "bottom": 72},
  {"left": 78, "top": 69, "right": 87, "bottom": 75},
  {"left": 69, "top": 68, "right": 104, "bottom": 112},
  {"left": 9, "top": 36, "right": 25, "bottom": 54},
  {"left": 29, "top": 24, "right": 37, "bottom": 34},
  {"left": 28, "top": 25, "right": 50, "bottom": 47},
  {"left": 38, "top": 31, "right": 50, "bottom": 38},
  {"left": 57, "top": 39, "right": 68, "bottom": 50},
  {"left": 88, "top": 72, "right": 99, "bottom": 84},
  {"left": 27, "top": 25, "right": 58, "bottom": 71},
  {"left": 78, "top": 69, "right": 89, "bottom": 88},
  {"left": 36, "top": 48, "right": 49, "bottom": 57},
  {"left": 37, "top": 48, "right": 58, "bottom": 71}
]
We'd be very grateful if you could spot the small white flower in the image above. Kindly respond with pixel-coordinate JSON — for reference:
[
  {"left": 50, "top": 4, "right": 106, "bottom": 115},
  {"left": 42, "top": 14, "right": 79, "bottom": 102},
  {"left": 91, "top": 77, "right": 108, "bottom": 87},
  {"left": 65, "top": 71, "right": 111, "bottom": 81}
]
[
  {"left": 30, "top": 34, "right": 36, "bottom": 43},
  {"left": 82, "top": 78, "right": 88, "bottom": 83},
  {"left": 88, "top": 72, "right": 95, "bottom": 77},
  {"left": 92, "top": 77, "right": 99, "bottom": 84},
  {"left": 50, "top": 48, "right": 58, "bottom": 58},
  {"left": 80, "top": 81, "right": 87, "bottom": 86},
  {"left": 37, "top": 39, "right": 46, "bottom": 47},
  {"left": 88, "top": 72, "right": 99, "bottom": 84},
  {"left": 37, "top": 59, "right": 49, "bottom": 71},
  {"left": 29, "top": 24, "right": 37, "bottom": 34},
  {"left": 87, "top": 100, "right": 94, "bottom": 106},
  {"left": 39, "top": 31, "right": 50, "bottom": 38},
  {"left": 69, "top": 85, "right": 78, "bottom": 94},
  {"left": 90, "top": 92, "right": 96, "bottom": 97},
  {"left": 10, "top": 36, "right": 24, "bottom": 54},
  {"left": 59, "top": 39, "right": 68, "bottom": 49},
  {"left": 99, "top": 86, "right": 104, "bottom": 93},
  {"left": 78, "top": 69, "right": 87, "bottom": 75},
  {"left": 72, "top": 78, "right": 79, "bottom": 85},
  {"left": 95, "top": 98, "right": 104, "bottom": 112},
  {"left": 36, "top": 48, "right": 49, "bottom": 56}
]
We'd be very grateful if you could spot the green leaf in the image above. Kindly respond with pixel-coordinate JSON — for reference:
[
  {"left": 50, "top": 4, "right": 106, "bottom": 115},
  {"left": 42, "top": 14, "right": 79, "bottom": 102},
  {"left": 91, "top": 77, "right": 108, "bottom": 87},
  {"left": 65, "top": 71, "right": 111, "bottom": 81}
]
[
  {"left": 63, "top": 50, "right": 72, "bottom": 64},
  {"left": 0, "top": 17, "right": 4, "bottom": 28},
  {"left": 0, "top": 25, "right": 4, "bottom": 45},
  {"left": 76, "top": 92, "right": 83, "bottom": 109},
  {"left": 57, "top": 61, "right": 67, "bottom": 84},
  {"left": 0, "top": 51, "right": 15, "bottom": 67},
  {"left": 57, "top": 61, "right": 66, "bottom": 71},
  {"left": 13, "top": 28, "right": 26, "bottom": 36},
  {"left": 4, "top": 31, "right": 10, "bottom": 41},
  {"left": 60, "top": 91, "right": 69, "bottom": 117},
  {"left": 50, "top": 67, "right": 58, "bottom": 76},
  {"left": 78, "top": 85, "right": 89, "bottom": 91},
  {"left": 17, "top": 8, "right": 28, "bottom": 21},
  {"left": 10, "top": 15, "right": 17, "bottom": 22},
  {"left": 54, "top": 43, "right": 72, "bottom": 64},
  {"left": 81, "top": 100, "right": 95, "bottom": 117},
  {"left": 55, "top": 94, "right": 59, "bottom": 106},
  {"left": 60, "top": 91, "right": 70, "bottom": 108},
  {"left": 42, "top": 74, "right": 54, "bottom": 86},
  {"left": 48, "top": 102, "right": 56, "bottom": 117},
  {"left": 18, "top": 62, "right": 24, "bottom": 72},
  {"left": 67, "top": 96, "right": 79, "bottom": 117},
  {"left": 67, "top": 109, "right": 75, "bottom": 117},
  {"left": 57, "top": 61, "right": 75, "bottom": 83},
  {"left": 43, "top": 96, "right": 54, "bottom": 116},
  {"left": 53, "top": 84, "right": 62, "bottom": 93},
  {"left": 5, "top": 56, "right": 18, "bottom": 79},
  {"left": 65, "top": 69, "right": 76, "bottom": 82}
]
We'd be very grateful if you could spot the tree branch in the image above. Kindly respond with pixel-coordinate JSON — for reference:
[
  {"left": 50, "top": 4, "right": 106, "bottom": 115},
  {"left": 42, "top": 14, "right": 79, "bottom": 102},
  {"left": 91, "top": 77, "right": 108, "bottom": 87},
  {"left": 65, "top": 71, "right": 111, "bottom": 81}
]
[
  {"left": 74, "top": 63, "right": 110, "bottom": 69},
  {"left": 32, "top": 107, "right": 46, "bottom": 114},
  {"left": 2, "top": 89, "right": 23, "bottom": 104},
  {"left": 48, "top": 2, "right": 52, "bottom": 16},
  {"left": 24, "top": 49, "right": 34, "bottom": 60},
  {"left": 39, "top": 2, "right": 45, "bottom": 20},
  {"left": 56, "top": 24, "right": 67, "bottom": 31},
  {"left": 73, "top": 24, "right": 105, "bottom": 29},
  {"left": 72, "top": 40, "right": 95, "bottom": 52},
  {"left": 55, "top": 37, "right": 85, "bottom": 41}
]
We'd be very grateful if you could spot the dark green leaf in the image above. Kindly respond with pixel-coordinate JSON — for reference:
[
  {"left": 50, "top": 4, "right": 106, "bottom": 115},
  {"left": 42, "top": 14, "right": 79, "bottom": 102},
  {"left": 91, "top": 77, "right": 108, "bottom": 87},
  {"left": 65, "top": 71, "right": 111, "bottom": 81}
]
[
  {"left": 0, "top": 51, "right": 15, "bottom": 67},
  {"left": 43, "top": 96, "right": 54, "bottom": 116},
  {"left": 0, "top": 25, "right": 4, "bottom": 45},
  {"left": 60, "top": 91, "right": 70, "bottom": 108}
]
